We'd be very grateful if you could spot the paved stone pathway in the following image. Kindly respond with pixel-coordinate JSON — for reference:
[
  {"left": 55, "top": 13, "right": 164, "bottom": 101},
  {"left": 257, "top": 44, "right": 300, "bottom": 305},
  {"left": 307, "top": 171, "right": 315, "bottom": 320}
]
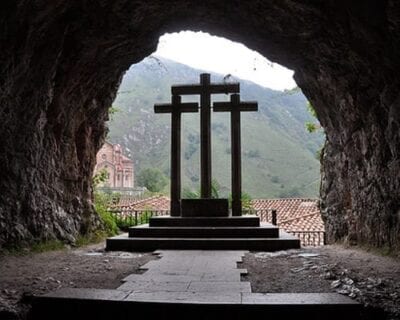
[
  {"left": 34, "top": 250, "right": 361, "bottom": 320},
  {"left": 117, "top": 250, "right": 250, "bottom": 303}
]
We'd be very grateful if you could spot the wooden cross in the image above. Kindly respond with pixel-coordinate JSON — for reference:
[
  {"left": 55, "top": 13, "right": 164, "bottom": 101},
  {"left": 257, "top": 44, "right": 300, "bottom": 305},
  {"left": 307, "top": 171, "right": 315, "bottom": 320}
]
[
  {"left": 213, "top": 94, "right": 258, "bottom": 216},
  {"left": 154, "top": 95, "right": 198, "bottom": 216},
  {"left": 172, "top": 73, "right": 239, "bottom": 198}
]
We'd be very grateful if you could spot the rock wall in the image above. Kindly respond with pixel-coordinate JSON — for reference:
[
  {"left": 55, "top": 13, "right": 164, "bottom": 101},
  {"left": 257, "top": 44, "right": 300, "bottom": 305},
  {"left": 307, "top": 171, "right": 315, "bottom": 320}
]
[
  {"left": 1, "top": 0, "right": 400, "bottom": 249},
  {"left": 294, "top": 1, "right": 400, "bottom": 250}
]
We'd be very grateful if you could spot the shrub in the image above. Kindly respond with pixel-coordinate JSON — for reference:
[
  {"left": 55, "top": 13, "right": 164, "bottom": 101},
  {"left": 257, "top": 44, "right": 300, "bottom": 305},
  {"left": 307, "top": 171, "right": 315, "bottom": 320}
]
[
  {"left": 137, "top": 168, "right": 168, "bottom": 192},
  {"left": 94, "top": 192, "right": 118, "bottom": 236},
  {"left": 228, "top": 192, "right": 252, "bottom": 210},
  {"left": 31, "top": 240, "right": 65, "bottom": 253}
]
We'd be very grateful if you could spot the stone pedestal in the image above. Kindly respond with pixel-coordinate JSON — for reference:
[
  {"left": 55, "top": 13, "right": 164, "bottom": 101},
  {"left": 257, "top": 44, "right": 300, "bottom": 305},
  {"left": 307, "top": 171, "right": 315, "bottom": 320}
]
[
  {"left": 181, "top": 199, "right": 229, "bottom": 217},
  {"left": 106, "top": 213, "right": 301, "bottom": 251}
]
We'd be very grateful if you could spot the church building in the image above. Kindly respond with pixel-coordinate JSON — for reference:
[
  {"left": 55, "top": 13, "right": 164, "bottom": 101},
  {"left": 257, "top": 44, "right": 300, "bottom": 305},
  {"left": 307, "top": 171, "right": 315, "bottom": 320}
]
[{"left": 94, "top": 141, "right": 134, "bottom": 189}]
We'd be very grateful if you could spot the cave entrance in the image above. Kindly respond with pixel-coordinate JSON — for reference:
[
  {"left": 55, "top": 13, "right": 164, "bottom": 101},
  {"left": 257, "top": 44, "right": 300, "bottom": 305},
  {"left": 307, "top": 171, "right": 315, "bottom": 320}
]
[
  {"left": 97, "top": 31, "right": 326, "bottom": 248},
  {"left": 2, "top": 2, "right": 398, "bottom": 252},
  {"left": 105, "top": 31, "right": 323, "bottom": 201}
]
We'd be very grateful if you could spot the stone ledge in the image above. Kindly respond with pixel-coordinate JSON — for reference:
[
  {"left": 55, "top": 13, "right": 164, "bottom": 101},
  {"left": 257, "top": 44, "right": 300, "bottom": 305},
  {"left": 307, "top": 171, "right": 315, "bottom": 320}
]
[
  {"left": 106, "top": 235, "right": 300, "bottom": 251},
  {"left": 149, "top": 216, "right": 260, "bottom": 227},
  {"left": 32, "top": 288, "right": 363, "bottom": 320},
  {"left": 129, "top": 224, "right": 279, "bottom": 238}
]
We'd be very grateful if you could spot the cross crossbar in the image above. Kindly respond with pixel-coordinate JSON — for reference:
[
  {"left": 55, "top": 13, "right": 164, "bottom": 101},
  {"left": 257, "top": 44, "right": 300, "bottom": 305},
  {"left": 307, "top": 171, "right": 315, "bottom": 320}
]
[
  {"left": 172, "top": 83, "right": 240, "bottom": 95},
  {"left": 213, "top": 94, "right": 258, "bottom": 112},
  {"left": 154, "top": 97, "right": 198, "bottom": 114}
]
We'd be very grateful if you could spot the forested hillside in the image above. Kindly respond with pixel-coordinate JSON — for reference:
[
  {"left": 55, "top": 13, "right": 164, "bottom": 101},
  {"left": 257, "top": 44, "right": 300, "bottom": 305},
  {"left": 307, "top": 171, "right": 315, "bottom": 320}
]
[{"left": 108, "top": 56, "right": 324, "bottom": 198}]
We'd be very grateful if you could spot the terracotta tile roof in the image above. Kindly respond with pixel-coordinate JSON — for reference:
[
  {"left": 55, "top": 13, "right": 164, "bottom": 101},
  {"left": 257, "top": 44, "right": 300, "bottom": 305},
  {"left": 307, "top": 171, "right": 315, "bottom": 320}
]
[
  {"left": 129, "top": 195, "right": 171, "bottom": 211},
  {"left": 251, "top": 198, "right": 324, "bottom": 232},
  {"left": 111, "top": 195, "right": 170, "bottom": 211}
]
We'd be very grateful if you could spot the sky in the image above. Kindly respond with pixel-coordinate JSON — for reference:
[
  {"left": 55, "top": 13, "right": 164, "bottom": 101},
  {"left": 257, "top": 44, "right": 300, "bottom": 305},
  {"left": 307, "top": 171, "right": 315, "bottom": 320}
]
[{"left": 154, "top": 31, "right": 297, "bottom": 91}]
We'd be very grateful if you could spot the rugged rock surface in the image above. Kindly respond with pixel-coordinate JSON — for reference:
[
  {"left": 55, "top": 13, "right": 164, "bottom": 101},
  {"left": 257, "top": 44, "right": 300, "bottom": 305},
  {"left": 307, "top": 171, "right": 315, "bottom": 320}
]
[{"left": 1, "top": 1, "right": 400, "bottom": 249}]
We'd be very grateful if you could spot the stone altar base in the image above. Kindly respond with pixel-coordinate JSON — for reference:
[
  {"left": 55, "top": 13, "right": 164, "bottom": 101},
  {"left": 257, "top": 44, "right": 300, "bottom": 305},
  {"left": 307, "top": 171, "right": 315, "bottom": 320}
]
[
  {"left": 181, "top": 198, "right": 229, "bottom": 217},
  {"left": 106, "top": 213, "right": 300, "bottom": 251}
]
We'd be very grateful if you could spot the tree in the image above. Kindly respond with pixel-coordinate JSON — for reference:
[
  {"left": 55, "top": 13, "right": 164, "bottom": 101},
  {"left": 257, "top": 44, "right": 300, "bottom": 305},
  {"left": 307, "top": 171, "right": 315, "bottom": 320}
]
[
  {"left": 108, "top": 105, "right": 120, "bottom": 120},
  {"left": 92, "top": 168, "right": 109, "bottom": 189},
  {"left": 305, "top": 101, "right": 321, "bottom": 133},
  {"left": 137, "top": 168, "right": 168, "bottom": 192},
  {"left": 305, "top": 101, "right": 325, "bottom": 160}
]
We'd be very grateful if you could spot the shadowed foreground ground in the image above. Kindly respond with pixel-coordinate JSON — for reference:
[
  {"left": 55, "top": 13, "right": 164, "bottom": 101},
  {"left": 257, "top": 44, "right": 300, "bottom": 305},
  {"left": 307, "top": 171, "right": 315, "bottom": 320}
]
[{"left": 0, "top": 243, "right": 399, "bottom": 319}]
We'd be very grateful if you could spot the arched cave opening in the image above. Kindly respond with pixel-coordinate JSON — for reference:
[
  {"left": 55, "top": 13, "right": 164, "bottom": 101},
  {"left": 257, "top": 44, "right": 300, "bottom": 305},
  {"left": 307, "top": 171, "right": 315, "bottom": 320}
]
[
  {"left": 0, "top": 1, "right": 399, "bottom": 251},
  {"left": 106, "top": 31, "right": 323, "bottom": 201}
]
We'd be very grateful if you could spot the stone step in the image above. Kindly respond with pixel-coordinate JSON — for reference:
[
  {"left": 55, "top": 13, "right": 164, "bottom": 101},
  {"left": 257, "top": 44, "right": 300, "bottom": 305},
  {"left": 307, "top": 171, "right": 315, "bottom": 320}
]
[
  {"left": 106, "top": 233, "right": 300, "bottom": 251},
  {"left": 149, "top": 215, "right": 260, "bottom": 227},
  {"left": 32, "top": 288, "right": 363, "bottom": 320},
  {"left": 128, "top": 224, "right": 279, "bottom": 238}
]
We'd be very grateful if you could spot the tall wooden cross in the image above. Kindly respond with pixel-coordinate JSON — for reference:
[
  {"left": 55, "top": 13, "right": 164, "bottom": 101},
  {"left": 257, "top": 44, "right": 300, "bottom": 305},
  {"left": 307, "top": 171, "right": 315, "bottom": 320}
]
[
  {"left": 172, "top": 73, "right": 239, "bottom": 198},
  {"left": 154, "top": 95, "right": 198, "bottom": 216},
  {"left": 213, "top": 94, "right": 258, "bottom": 216}
]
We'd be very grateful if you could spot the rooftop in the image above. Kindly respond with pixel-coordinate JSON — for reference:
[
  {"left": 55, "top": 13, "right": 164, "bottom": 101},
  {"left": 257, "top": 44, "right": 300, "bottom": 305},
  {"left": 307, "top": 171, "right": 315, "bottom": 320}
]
[
  {"left": 251, "top": 198, "right": 324, "bottom": 232},
  {"left": 111, "top": 195, "right": 170, "bottom": 211}
]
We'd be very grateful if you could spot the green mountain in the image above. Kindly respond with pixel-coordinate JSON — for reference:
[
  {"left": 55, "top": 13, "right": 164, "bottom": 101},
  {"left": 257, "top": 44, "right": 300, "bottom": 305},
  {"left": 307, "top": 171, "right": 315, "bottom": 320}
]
[{"left": 108, "top": 56, "right": 324, "bottom": 198}]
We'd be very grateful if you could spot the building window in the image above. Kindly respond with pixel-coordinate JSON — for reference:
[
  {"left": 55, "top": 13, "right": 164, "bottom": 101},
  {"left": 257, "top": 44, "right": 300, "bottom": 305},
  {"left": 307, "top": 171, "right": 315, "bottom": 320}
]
[
  {"left": 125, "top": 175, "right": 129, "bottom": 181},
  {"left": 101, "top": 154, "right": 106, "bottom": 160},
  {"left": 117, "top": 174, "right": 120, "bottom": 181}
]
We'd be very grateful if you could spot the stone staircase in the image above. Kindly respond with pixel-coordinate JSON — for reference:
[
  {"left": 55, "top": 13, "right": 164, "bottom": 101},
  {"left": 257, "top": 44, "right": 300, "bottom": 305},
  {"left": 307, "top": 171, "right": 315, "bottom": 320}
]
[{"left": 106, "top": 214, "right": 300, "bottom": 251}]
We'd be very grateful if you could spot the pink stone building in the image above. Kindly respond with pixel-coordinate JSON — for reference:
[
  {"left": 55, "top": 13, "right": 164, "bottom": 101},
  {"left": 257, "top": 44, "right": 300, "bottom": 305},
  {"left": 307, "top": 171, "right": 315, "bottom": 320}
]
[{"left": 94, "top": 141, "right": 134, "bottom": 188}]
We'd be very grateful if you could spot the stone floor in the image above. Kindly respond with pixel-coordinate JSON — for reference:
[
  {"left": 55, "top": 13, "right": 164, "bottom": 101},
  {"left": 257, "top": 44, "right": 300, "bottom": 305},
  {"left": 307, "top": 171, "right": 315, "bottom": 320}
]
[
  {"left": 118, "top": 250, "right": 250, "bottom": 303},
  {"left": 38, "top": 250, "right": 359, "bottom": 306},
  {"left": 32, "top": 250, "right": 363, "bottom": 319}
]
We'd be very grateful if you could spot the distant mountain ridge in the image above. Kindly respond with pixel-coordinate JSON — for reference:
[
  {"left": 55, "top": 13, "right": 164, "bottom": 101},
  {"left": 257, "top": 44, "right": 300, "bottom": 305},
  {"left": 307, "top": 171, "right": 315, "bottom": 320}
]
[{"left": 107, "top": 56, "right": 324, "bottom": 198}]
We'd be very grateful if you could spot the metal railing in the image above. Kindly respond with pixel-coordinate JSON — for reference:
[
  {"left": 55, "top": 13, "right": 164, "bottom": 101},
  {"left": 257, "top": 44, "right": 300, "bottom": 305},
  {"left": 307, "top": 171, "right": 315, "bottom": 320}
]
[
  {"left": 109, "top": 209, "right": 170, "bottom": 230},
  {"left": 288, "top": 230, "right": 326, "bottom": 247},
  {"left": 249, "top": 209, "right": 278, "bottom": 224},
  {"left": 252, "top": 208, "right": 325, "bottom": 247},
  {"left": 108, "top": 207, "right": 325, "bottom": 246}
]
